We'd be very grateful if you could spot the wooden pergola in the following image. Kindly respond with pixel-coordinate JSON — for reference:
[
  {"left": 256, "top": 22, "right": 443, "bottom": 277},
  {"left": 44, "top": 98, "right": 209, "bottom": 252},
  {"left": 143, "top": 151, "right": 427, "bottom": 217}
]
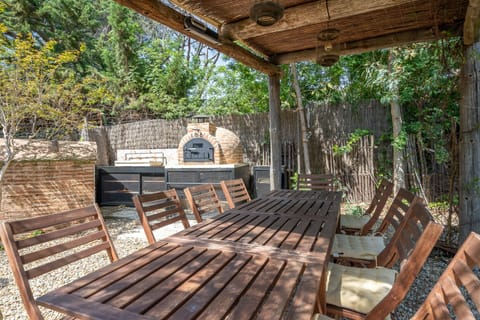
[{"left": 115, "top": 0, "right": 479, "bottom": 241}]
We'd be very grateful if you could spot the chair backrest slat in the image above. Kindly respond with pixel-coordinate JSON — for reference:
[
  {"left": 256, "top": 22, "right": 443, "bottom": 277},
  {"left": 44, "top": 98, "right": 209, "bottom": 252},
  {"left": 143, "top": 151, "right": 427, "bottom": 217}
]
[
  {"left": 133, "top": 189, "right": 190, "bottom": 245},
  {"left": 296, "top": 174, "right": 335, "bottom": 191},
  {"left": 16, "top": 219, "right": 102, "bottom": 249},
  {"left": 8, "top": 206, "right": 100, "bottom": 233},
  {"left": 358, "top": 180, "right": 394, "bottom": 235},
  {"left": 377, "top": 201, "right": 432, "bottom": 268},
  {"left": 0, "top": 204, "right": 118, "bottom": 320},
  {"left": 374, "top": 188, "right": 417, "bottom": 235},
  {"left": 221, "top": 179, "right": 251, "bottom": 209},
  {"left": 26, "top": 242, "right": 112, "bottom": 279},
  {"left": 184, "top": 184, "right": 223, "bottom": 222},
  {"left": 411, "top": 232, "right": 480, "bottom": 320},
  {"left": 21, "top": 230, "right": 106, "bottom": 264}
]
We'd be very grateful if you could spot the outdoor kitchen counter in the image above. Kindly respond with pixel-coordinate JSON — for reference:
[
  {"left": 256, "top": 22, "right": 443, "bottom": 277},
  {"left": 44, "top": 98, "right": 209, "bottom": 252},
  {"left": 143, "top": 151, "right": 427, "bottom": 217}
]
[{"left": 37, "top": 190, "right": 341, "bottom": 319}]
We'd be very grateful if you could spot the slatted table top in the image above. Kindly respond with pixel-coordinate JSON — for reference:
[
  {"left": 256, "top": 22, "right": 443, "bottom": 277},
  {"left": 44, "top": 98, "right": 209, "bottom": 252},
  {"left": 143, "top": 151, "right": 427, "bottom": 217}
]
[
  {"left": 37, "top": 240, "right": 324, "bottom": 320},
  {"left": 173, "top": 202, "right": 339, "bottom": 254},
  {"left": 37, "top": 191, "right": 341, "bottom": 320}
]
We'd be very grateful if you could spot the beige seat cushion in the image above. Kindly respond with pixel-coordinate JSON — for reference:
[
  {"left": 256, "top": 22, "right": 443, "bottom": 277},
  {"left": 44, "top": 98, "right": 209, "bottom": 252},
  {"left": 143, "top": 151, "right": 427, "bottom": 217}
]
[
  {"left": 340, "top": 214, "right": 371, "bottom": 230},
  {"left": 332, "top": 234, "right": 385, "bottom": 260},
  {"left": 326, "top": 263, "right": 396, "bottom": 317}
]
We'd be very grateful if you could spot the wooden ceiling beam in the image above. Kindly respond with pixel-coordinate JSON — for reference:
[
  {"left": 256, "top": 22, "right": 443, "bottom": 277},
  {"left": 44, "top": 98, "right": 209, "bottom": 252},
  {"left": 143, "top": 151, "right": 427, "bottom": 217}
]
[
  {"left": 273, "top": 25, "right": 463, "bottom": 65},
  {"left": 221, "top": 0, "right": 421, "bottom": 41},
  {"left": 114, "top": 0, "right": 282, "bottom": 75},
  {"left": 464, "top": 0, "right": 480, "bottom": 45}
]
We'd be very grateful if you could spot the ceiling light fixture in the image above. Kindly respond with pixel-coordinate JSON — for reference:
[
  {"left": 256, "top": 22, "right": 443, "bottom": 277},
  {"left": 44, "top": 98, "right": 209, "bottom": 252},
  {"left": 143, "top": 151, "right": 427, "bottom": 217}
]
[
  {"left": 250, "top": 0, "right": 284, "bottom": 27},
  {"left": 316, "top": 28, "right": 340, "bottom": 67},
  {"left": 316, "top": 0, "right": 340, "bottom": 67}
]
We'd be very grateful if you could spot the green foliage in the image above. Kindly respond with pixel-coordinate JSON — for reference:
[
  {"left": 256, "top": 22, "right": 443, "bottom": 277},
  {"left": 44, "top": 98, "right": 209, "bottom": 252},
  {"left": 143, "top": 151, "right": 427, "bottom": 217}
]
[
  {"left": 202, "top": 61, "right": 270, "bottom": 114},
  {"left": 429, "top": 193, "right": 459, "bottom": 218},
  {"left": 391, "top": 128, "right": 408, "bottom": 151},
  {"left": 290, "top": 172, "right": 299, "bottom": 190},
  {"left": 0, "top": 23, "right": 110, "bottom": 185},
  {"left": 344, "top": 204, "right": 364, "bottom": 216},
  {"left": 30, "top": 229, "right": 44, "bottom": 237},
  {"left": 1, "top": 0, "right": 106, "bottom": 72},
  {"left": 465, "top": 177, "right": 480, "bottom": 195},
  {"left": 363, "top": 41, "right": 462, "bottom": 167},
  {"left": 333, "top": 129, "right": 371, "bottom": 155},
  {"left": 0, "top": 32, "right": 88, "bottom": 137}
]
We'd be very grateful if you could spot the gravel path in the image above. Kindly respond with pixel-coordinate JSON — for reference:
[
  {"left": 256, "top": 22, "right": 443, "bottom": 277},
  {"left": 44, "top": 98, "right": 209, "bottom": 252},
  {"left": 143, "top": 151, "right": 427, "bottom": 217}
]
[{"left": 0, "top": 208, "right": 467, "bottom": 319}]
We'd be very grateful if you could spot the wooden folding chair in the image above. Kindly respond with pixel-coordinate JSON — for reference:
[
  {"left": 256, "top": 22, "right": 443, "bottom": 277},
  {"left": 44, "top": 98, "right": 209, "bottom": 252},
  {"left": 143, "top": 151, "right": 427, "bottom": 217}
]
[
  {"left": 374, "top": 188, "right": 418, "bottom": 235},
  {"left": 0, "top": 205, "right": 118, "bottom": 320},
  {"left": 296, "top": 173, "right": 336, "bottom": 191},
  {"left": 332, "top": 188, "right": 419, "bottom": 266},
  {"left": 325, "top": 215, "right": 443, "bottom": 320},
  {"left": 133, "top": 189, "right": 190, "bottom": 244},
  {"left": 411, "top": 231, "right": 480, "bottom": 320},
  {"left": 340, "top": 180, "right": 394, "bottom": 235},
  {"left": 220, "top": 178, "right": 251, "bottom": 209},
  {"left": 184, "top": 184, "right": 223, "bottom": 222}
]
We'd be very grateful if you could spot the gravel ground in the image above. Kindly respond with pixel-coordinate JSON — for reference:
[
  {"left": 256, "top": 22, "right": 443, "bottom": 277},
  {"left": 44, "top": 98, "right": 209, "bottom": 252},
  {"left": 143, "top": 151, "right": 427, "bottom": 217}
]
[{"left": 0, "top": 207, "right": 471, "bottom": 320}]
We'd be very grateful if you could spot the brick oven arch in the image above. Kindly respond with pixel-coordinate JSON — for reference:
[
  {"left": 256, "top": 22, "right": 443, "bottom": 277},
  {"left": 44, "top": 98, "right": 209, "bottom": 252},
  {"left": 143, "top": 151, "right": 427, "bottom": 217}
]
[{"left": 178, "top": 131, "right": 221, "bottom": 165}]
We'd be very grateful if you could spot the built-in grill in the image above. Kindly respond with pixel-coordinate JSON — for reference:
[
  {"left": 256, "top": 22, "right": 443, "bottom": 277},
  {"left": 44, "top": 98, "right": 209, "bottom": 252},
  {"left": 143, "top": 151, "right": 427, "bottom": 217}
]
[{"left": 183, "top": 138, "right": 214, "bottom": 162}]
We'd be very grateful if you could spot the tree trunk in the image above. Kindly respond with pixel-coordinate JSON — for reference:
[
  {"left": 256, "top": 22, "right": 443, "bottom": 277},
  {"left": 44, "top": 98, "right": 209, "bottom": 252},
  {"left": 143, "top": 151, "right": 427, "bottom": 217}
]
[
  {"left": 0, "top": 134, "right": 16, "bottom": 211},
  {"left": 391, "top": 99, "right": 406, "bottom": 193},
  {"left": 290, "top": 63, "right": 311, "bottom": 174},
  {"left": 93, "top": 127, "right": 113, "bottom": 166},
  {"left": 459, "top": 37, "right": 480, "bottom": 244},
  {"left": 389, "top": 51, "right": 406, "bottom": 194},
  {"left": 269, "top": 74, "right": 282, "bottom": 190}
]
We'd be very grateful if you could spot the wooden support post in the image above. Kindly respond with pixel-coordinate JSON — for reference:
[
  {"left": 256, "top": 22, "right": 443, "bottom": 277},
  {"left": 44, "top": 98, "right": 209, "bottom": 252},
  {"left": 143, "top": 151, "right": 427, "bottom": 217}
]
[
  {"left": 459, "top": 35, "right": 480, "bottom": 243},
  {"left": 269, "top": 74, "right": 282, "bottom": 190}
]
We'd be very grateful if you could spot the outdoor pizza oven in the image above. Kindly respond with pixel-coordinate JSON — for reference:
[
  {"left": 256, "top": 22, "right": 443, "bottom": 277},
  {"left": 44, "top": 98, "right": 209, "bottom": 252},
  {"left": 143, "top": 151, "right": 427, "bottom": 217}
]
[
  {"left": 183, "top": 138, "right": 214, "bottom": 162},
  {"left": 177, "top": 121, "right": 243, "bottom": 165},
  {"left": 167, "top": 119, "right": 250, "bottom": 197}
]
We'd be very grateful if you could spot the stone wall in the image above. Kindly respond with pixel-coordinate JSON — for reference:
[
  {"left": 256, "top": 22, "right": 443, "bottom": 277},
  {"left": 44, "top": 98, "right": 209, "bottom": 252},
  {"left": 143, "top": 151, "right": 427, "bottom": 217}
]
[{"left": 1, "top": 160, "right": 95, "bottom": 220}]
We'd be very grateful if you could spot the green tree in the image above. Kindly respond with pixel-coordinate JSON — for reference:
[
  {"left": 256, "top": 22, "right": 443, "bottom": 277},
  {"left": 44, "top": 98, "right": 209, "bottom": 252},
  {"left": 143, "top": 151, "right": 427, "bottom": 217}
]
[
  {"left": 1, "top": 0, "right": 106, "bottom": 72},
  {"left": 0, "top": 30, "right": 104, "bottom": 184}
]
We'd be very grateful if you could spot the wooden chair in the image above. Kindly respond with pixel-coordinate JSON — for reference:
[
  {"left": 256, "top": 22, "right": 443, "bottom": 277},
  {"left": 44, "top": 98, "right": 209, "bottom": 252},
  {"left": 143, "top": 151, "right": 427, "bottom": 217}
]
[
  {"left": 325, "top": 212, "right": 443, "bottom": 320},
  {"left": 332, "top": 188, "right": 418, "bottom": 266},
  {"left": 296, "top": 173, "right": 336, "bottom": 191},
  {"left": 133, "top": 189, "right": 190, "bottom": 244},
  {"left": 0, "top": 205, "right": 118, "bottom": 320},
  {"left": 340, "top": 180, "right": 394, "bottom": 235},
  {"left": 184, "top": 184, "right": 223, "bottom": 222},
  {"left": 220, "top": 178, "right": 251, "bottom": 209},
  {"left": 411, "top": 231, "right": 480, "bottom": 320}
]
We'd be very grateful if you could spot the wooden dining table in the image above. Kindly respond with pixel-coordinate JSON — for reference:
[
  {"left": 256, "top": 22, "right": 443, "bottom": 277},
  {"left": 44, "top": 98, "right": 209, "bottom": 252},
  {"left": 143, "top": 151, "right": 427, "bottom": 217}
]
[{"left": 36, "top": 189, "right": 341, "bottom": 320}]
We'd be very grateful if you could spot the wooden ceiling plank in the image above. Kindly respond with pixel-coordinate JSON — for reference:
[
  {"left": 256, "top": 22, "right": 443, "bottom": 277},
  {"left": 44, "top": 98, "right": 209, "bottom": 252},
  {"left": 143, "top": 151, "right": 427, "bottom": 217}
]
[
  {"left": 114, "top": 0, "right": 282, "bottom": 75},
  {"left": 464, "top": 0, "right": 480, "bottom": 45},
  {"left": 273, "top": 24, "right": 462, "bottom": 64},
  {"left": 220, "top": 0, "right": 422, "bottom": 41}
]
